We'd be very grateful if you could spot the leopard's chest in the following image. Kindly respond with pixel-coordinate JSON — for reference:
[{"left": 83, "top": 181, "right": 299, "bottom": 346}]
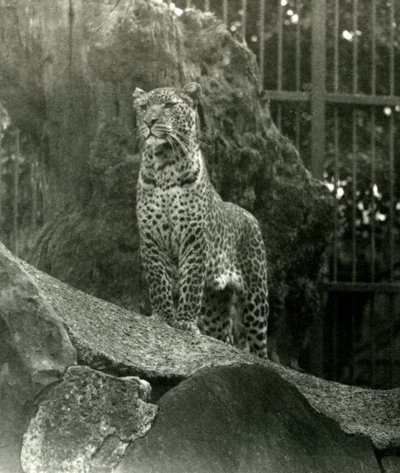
[{"left": 138, "top": 182, "right": 206, "bottom": 256}]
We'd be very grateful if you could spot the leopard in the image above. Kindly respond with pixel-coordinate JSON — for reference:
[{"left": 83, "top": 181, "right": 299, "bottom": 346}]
[{"left": 133, "top": 82, "right": 269, "bottom": 358}]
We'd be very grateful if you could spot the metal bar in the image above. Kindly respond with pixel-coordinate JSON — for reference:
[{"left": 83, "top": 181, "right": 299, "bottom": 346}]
[
  {"left": 370, "top": 294, "right": 376, "bottom": 387},
  {"left": 390, "top": 0, "right": 395, "bottom": 96},
  {"left": 326, "top": 282, "right": 400, "bottom": 293},
  {"left": 388, "top": 293, "right": 394, "bottom": 386},
  {"left": 326, "top": 93, "right": 400, "bottom": 106},
  {"left": 223, "top": 0, "right": 228, "bottom": 25},
  {"left": 371, "top": 0, "right": 376, "bottom": 95},
  {"left": 13, "top": 129, "right": 19, "bottom": 256},
  {"left": 389, "top": 112, "right": 395, "bottom": 281},
  {"left": 370, "top": 108, "right": 376, "bottom": 282},
  {"left": 186, "top": 0, "right": 191, "bottom": 8},
  {"left": 295, "top": 0, "right": 301, "bottom": 149},
  {"left": 265, "top": 90, "right": 310, "bottom": 102},
  {"left": 352, "top": 109, "right": 357, "bottom": 282},
  {"left": 333, "top": 107, "right": 339, "bottom": 281},
  {"left": 332, "top": 298, "right": 337, "bottom": 380},
  {"left": 334, "top": 0, "right": 339, "bottom": 92},
  {"left": 311, "top": 0, "right": 326, "bottom": 178},
  {"left": 241, "top": 0, "right": 247, "bottom": 38},
  {"left": 295, "top": 0, "right": 301, "bottom": 90},
  {"left": 277, "top": 0, "right": 283, "bottom": 91},
  {"left": 258, "top": 0, "right": 265, "bottom": 87},
  {"left": 352, "top": 0, "right": 358, "bottom": 94},
  {"left": 351, "top": 299, "right": 356, "bottom": 383},
  {"left": 204, "top": 0, "right": 210, "bottom": 12},
  {"left": 370, "top": 3, "right": 376, "bottom": 282},
  {"left": 389, "top": 1, "right": 395, "bottom": 388},
  {"left": 267, "top": 91, "right": 400, "bottom": 106}
]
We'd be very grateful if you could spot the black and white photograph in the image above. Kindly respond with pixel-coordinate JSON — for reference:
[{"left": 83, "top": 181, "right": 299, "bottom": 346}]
[{"left": 0, "top": 0, "right": 399, "bottom": 472}]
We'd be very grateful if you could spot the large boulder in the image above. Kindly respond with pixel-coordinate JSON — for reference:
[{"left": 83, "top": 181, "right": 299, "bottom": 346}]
[
  {"left": 1, "top": 243, "right": 399, "bottom": 472},
  {"left": 117, "top": 365, "right": 380, "bottom": 473}
]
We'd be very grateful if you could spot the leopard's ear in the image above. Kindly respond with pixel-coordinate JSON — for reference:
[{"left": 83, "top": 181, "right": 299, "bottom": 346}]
[
  {"left": 181, "top": 82, "right": 202, "bottom": 105},
  {"left": 132, "top": 87, "right": 146, "bottom": 99},
  {"left": 132, "top": 88, "right": 147, "bottom": 106}
]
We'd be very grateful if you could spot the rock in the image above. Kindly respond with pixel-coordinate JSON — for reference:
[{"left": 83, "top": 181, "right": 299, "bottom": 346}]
[
  {"left": 382, "top": 456, "right": 400, "bottom": 473},
  {"left": 0, "top": 244, "right": 76, "bottom": 473},
  {"left": 116, "top": 364, "right": 380, "bottom": 473},
  {"left": 21, "top": 366, "right": 157, "bottom": 473},
  {"left": 1, "top": 243, "right": 399, "bottom": 472}
]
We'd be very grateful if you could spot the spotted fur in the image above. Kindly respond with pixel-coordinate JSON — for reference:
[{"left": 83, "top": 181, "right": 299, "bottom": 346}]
[{"left": 133, "top": 82, "right": 269, "bottom": 358}]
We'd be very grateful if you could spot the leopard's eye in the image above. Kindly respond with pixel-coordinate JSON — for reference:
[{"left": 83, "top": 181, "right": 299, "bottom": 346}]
[
  {"left": 139, "top": 103, "right": 148, "bottom": 111},
  {"left": 164, "top": 101, "right": 177, "bottom": 109}
]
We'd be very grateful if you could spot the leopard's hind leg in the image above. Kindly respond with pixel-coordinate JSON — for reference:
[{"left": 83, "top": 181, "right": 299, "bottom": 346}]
[{"left": 240, "top": 228, "right": 269, "bottom": 359}]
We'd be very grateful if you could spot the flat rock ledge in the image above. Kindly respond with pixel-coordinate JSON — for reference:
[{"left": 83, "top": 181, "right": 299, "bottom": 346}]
[{"left": 1, "top": 241, "right": 399, "bottom": 473}]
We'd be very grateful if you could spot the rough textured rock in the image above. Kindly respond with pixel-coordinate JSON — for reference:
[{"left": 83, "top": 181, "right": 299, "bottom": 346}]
[
  {"left": 0, "top": 0, "right": 333, "bottom": 366},
  {"left": 21, "top": 366, "right": 157, "bottom": 473},
  {"left": 382, "top": 456, "right": 400, "bottom": 473},
  {"left": 1, "top": 243, "right": 399, "bottom": 472},
  {"left": 117, "top": 364, "right": 380, "bottom": 473},
  {"left": 0, "top": 244, "right": 76, "bottom": 473},
  {"left": 1, "top": 242, "right": 399, "bottom": 471}
]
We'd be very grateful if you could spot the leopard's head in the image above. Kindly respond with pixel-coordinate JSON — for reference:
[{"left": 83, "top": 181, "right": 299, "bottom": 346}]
[{"left": 132, "top": 83, "right": 201, "bottom": 155}]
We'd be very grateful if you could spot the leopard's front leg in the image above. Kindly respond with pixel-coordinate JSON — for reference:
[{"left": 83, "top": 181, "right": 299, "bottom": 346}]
[
  {"left": 174, "top": 227, "right": 207, "bottom": 333},
  {"left": 140, "top": 240, "right": 175, "bottom": 325}
]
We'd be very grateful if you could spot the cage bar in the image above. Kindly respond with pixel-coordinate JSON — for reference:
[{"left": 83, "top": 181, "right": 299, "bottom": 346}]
[
  {"left": 352, "top": 0, "right": 358, "bottom": 94},
  {"left": 351, "top": 299, "right": 356, "bottom": 383},
  {"left": 223, "top": 0, "right": 228, "bottom": 25},
  {"left": 241, "top": 0, "right": 247, "bottom": 38},
  {"left": 351, "top": 109, "right": 357, "bottom": 282},
  {"left": 277, "top": 0, "right": 283, "bottom": 91},
  {"left": 370, "top": 108, "right": 376, "bottom": 282},
  {"left": 388, "top": 294, "right": 394, "bottom": 386},
  {"left": 204, "top": 0, "right": 210, "bottom": 12},
  {"left": 334, "top": 0, "right": 339, "bottom": 92},
  {"left": 389, "top": 0, "right": 395, "bottom": 96},
  {"left": 333, "top": 107, "right": 339, "bottom": 281},
  {"left": 332, "top": 0, "right": 339, "bottom": 281},
  {"left": 370, "top": 294, "right": 376, "bottom": 387},
  {"left": 370, "top": 1, "right": 376, "bottom": 282},
  {"left": 295, "top": 0, "right": 301, "bottom": 149},
  {"left": 310, "top": 0, "right": 326, "bottom": 178},
  {"left": 371, "top": 0, "right": 376, "bottom": 95},
  {"left": 389, "top": 113, "right": 395, "bottom": 282},
  {"left": 258, "top": 0, "right": 265, "bottom": 87}
]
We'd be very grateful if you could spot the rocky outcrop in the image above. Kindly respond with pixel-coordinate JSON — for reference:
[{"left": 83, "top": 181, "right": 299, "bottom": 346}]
[{"left": 1, "top": 243, "right": 399, "bottom": 473}]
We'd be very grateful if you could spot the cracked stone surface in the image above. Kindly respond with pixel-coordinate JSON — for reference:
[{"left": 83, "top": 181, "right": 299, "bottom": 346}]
[{"left": 21, "top": 366, "right": 157, "bottom": 473}]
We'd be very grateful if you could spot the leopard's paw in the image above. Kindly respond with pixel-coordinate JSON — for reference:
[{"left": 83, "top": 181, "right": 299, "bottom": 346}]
[{"left": 171, "top": 319, "right": 201, "bottom": 334}]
